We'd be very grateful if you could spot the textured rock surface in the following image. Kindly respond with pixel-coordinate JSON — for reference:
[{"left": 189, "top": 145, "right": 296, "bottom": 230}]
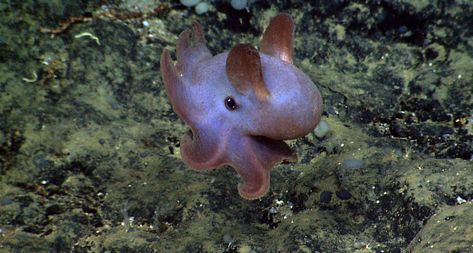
[{"left": 0, "top": 1, "right": 472, "bottom": 252}]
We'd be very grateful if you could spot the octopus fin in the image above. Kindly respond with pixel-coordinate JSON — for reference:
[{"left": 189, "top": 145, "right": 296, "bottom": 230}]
[
  {"left": 226, "top": 43, "right": 270, "bottom": 101},
  {"left": 260, "top": 13, "right": 294, "bottom": 64}
]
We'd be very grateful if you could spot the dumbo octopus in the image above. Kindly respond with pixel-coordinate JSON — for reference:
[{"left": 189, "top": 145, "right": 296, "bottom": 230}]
[{"left": 161, "top": 13, "right": 323, "bottom": 199}]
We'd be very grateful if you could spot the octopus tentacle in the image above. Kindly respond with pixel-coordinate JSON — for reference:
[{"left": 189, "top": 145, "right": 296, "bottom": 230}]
[
  {"left": 180, "top": 126, "right": 227, "bottom": 170},
  {"left": 176, "top": 22, "right": 212, "bottom": 78},
  {"left": 229, "top": 134, "right": 297, "bottom": 199}
]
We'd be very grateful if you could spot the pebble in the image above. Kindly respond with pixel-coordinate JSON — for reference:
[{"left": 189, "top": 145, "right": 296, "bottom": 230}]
[
  {"left": 398, "top": 25, "right": 408, "bottom": 34},
  {"left": 223, "top": 234, "right": 233, "bottom": 243},
  {"left": 195, "top": 2, "right": 209, "bottom": 15},
  {"left": 336, "top": 190, "right": 352, "bottom": 200},
  {"left": 327, "top": 106, "right": 339, "bottom": 115},
  {"left": 32, "top": 154, "right": 52, "bottom": 170},
  {"left": 230, "top": 0, "right": 247, "bottom": 10},
  {"left": 313, "top": 119, "right": 330, "bottom": 138},
  {"left": 180, "top": 0, "right": 200, "bottom": 7},
  {"left": 342, "top": 159, "right": 364, "bottom": 169},
  {"left": 320, "top": 191, "right": 332, "bottom": 204}
]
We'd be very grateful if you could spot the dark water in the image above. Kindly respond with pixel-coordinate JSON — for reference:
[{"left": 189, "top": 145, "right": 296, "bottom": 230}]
[{"left": 0, "top": 1, "right": 472, "bottom": 252}]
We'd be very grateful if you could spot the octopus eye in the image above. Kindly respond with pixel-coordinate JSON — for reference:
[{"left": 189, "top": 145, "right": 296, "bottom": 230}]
[{"left": 224, "top": 96, "right": 239, "bottom": 111}]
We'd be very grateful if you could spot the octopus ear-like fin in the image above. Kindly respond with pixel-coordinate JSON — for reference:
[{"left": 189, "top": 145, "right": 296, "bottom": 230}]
[
  {"left": 176, "top": 21, "right": 212, "bottom": 76},
  {"left": 226, "top": 43, "right": 270, "bottom": 101},
  {"left": 260, "top": 13, "right": 294, "bottom": 64}
]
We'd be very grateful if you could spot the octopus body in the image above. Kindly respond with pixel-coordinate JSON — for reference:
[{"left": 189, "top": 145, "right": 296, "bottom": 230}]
[{"left": 161, "top": 14, "right": 323, "bottom": 199}]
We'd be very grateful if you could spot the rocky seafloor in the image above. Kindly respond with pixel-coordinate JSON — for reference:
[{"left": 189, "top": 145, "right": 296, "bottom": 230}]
[{"left": 0, "top": 0, "right": 472, "bottom": 252}]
